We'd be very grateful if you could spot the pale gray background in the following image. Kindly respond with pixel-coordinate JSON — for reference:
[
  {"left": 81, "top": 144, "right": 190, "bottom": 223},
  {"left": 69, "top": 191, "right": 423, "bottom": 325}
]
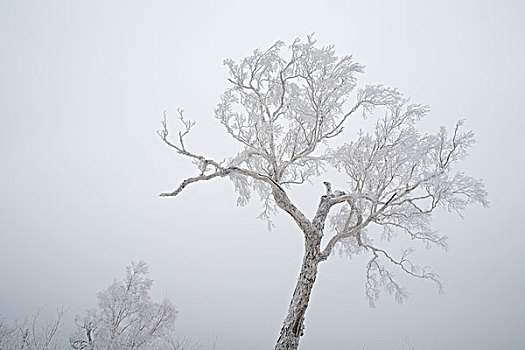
[{"left": 1, "top": 0, "right": 524, "bottom": 349}]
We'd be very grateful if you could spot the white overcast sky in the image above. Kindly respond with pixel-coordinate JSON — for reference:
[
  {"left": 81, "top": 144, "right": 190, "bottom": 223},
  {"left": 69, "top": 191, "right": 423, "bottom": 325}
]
[{"left": 1, "top": 1, "right": 524, "bottom": 349}]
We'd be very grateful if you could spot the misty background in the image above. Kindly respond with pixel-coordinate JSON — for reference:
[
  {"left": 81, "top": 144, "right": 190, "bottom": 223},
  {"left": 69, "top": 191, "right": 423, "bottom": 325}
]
[{"left": 1, "top": 0, "right": 524, "bottom": 349}]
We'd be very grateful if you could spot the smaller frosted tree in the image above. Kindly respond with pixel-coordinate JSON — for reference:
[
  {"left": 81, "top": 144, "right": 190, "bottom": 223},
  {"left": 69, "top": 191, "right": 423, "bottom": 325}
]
[
  {"left": 159, "top": 36, "right": 488, "bottom": 350},
  {"left": 70, "top": 261, "right": 177, "bottom": 350}
]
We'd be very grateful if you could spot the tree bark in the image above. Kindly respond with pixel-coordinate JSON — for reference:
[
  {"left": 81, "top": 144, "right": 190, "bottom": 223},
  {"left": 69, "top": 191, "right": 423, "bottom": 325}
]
[{"left": 275, "top": 237, "right": 321, "bottom": 350}]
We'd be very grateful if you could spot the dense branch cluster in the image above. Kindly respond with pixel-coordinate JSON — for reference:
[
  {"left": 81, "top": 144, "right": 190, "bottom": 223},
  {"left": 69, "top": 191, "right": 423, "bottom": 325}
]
[{"left": 159, "top": 36, "right": 488, "bottom": 306}]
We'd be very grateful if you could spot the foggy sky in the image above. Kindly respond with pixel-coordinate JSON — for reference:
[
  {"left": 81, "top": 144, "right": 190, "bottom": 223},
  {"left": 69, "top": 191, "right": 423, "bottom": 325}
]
[{"left": 1, "top": 0, "right": 524, "bottom": 349}]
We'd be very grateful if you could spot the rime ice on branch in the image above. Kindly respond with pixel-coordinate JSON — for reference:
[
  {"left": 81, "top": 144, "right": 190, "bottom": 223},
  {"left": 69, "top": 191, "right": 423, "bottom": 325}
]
[{"left": 159, "top": 35, "right": 488, "bottom": 350}]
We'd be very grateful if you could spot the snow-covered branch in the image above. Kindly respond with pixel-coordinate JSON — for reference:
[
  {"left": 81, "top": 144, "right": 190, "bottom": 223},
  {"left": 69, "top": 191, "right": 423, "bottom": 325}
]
[
  {"left": 365, "top": 245, "right": 441, "bottom": 307},
  {"left": 159, "top": 170, "right": 231, "bottom": 197}
]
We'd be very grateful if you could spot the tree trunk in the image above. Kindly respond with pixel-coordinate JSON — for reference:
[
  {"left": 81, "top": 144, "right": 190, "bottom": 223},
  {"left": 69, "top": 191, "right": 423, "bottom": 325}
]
[{"left": 275, "top": 237, "right": 321, "bottom": 350}]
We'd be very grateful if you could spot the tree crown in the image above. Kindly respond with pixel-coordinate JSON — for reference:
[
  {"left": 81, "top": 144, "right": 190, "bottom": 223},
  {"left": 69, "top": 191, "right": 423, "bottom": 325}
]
[{"left": 160, "top": 36, "right": 488, "bottom": 305}]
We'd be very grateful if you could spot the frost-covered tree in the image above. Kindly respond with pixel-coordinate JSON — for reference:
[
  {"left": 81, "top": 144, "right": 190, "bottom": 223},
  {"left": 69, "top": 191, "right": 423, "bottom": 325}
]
[
  {"left": 159, "top": 36, "right": 488, "bottom": 350},
  {"left": 70, "top": 261, "right": 177, "bottom": 350},
  {"left": 0, "top": 308, "right": 65, "bottom": 350}
]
